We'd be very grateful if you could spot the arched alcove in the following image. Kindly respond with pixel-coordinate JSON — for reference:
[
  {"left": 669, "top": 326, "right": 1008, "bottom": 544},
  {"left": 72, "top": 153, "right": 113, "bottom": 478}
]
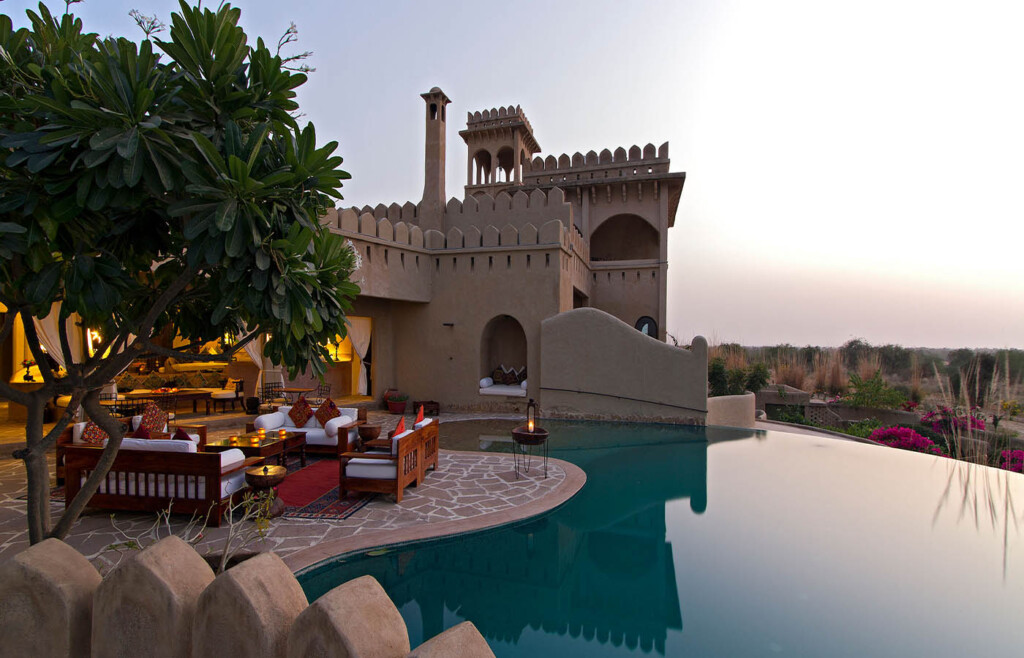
[
  {"left": 590, "top": 214, "right": 659, "bottom": 261},
  {"left": 480, "top": 315, "right": 527, "bottom": 378}
]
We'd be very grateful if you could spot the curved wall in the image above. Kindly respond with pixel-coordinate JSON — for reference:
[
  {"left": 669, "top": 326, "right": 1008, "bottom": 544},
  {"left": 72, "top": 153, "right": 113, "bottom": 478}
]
[{"left": 539, "top": 308, "right": 707, "bottom": 423}]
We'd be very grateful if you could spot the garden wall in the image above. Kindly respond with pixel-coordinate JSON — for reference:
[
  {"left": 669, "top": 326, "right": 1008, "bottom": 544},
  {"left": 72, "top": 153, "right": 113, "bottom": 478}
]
[{"left": 0, "top": 537, "right": 494, "bottom": 658}]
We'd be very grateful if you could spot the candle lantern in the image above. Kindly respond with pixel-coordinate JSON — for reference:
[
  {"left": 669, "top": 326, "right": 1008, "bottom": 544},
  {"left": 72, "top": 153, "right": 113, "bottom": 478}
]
[
  {"left": 278, "top": 428, "right": 287, "bottom": 439},
  {"left": 229, "top": 435, "right": 238, "bottom": 445},
  {"left": 527, "top": 398, "right": 537, "bottom": 433},
  {"left": 258, "top": 427, "right": 266, "bottom": 439}
]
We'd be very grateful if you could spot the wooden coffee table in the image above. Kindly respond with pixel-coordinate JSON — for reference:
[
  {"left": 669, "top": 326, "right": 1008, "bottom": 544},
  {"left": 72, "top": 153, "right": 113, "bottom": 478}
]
[{"left": 205, "top": 431, "right": 307, "bottom": 468}]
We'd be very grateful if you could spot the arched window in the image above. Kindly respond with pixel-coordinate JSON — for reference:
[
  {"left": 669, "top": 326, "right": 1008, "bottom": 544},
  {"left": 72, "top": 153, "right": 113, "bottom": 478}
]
[
  {"left": 635, "top": 316, "right": 657, "bottom": 337},
  {"left": 473, "top": 150, "right": 492, "bottom": 185},
  {"left": 429, "top": 103, "right": 437, "bottom": 120},
  {"left": 496, "top": 147, "right": 515, "bottom": 183},
  {"left": 590, "top": 214, "right": 659, "bottom": 261}
]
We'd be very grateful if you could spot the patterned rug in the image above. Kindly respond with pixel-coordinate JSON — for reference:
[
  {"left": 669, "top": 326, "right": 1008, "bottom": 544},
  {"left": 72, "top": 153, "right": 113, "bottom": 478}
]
[{"left": 277, "top": 459, "right": 372, "bottom": 520}]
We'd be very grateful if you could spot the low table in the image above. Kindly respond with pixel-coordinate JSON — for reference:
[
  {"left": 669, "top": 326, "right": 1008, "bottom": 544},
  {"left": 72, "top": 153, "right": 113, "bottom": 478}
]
[
  {"left": 245, "top": 465, "right": 288, "bottom": 517},
  {"left": 206, "top": 431, "right": 307, "bottom": 468}
]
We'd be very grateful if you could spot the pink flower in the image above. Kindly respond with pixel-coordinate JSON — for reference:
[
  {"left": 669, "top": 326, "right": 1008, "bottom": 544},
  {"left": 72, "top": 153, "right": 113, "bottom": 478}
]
[{"left": 869, "top": 426, "right": 944, "bottom": 456}]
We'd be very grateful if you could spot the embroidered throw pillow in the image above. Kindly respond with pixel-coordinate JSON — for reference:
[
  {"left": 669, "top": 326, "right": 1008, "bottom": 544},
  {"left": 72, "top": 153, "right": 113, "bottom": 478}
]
[
  {"left": 81, "top": 421, "right": 108, "bottom": 445},
  {"left": 139, "top": 402, "right": 168, "bottom": 434},
  {"left": 491, "top": 366, "right": 505, "bottom": 385},
  {"left": 314, "top": 397, "right": 341, "bottom": 427},
  {"left": 288, "top": 396, "right": 314, "bottom": 428}
]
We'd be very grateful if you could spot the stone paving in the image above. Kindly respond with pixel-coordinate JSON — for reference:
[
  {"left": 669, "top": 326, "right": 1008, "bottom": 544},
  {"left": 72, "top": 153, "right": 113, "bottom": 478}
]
[{"left": 0, "top": 407, "right": 580, "bottom": 575}]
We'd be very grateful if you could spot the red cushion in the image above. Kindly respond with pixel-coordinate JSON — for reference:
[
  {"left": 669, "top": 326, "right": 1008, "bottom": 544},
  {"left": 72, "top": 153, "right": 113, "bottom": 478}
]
[
  {"left": 288, "top": 396, "right": 313, "bottom": 428},
  {"left": 128, "top": 426, "right": 151, "bottom": 439},
  {"left": 314, "top": 397, "right": 341, "bottom": 427},
  {"left": 171, "top": 427, "right": 192, "bottom": 441},
  {"left": 81, "top": 421, "right": 108, "bottom": 445},
  {"left": 139, "top": 402, "right": 168, "bottom": 434}
]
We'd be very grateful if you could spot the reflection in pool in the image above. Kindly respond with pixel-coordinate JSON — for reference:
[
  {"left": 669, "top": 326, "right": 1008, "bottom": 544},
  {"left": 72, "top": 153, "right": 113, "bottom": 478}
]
[{"left": 298, "top": 420, "right": 1024, "bottom": 657}]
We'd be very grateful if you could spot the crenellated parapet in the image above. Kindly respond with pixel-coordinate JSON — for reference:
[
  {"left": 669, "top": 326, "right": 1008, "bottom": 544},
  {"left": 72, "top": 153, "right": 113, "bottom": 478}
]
[
  {"left": 466, "top": 104, "right": 536, "bottom": 138},
  {"left": 445, "top": 186, "right": 573, "bottom": 233},
  {"left": 525, "top": 142, "right": 670, "bottom": 180}
]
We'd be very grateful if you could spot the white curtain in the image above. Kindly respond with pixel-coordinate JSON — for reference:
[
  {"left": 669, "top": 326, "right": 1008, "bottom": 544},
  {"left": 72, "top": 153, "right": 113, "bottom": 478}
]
[
  {"left": 239, "top": 332, "right": 264, "bottom": 394},
  {"left": 348, "top": 317, "right": 372, "bottom": 395},
  {"left": 32, "top": 302, "right": 84, "bottom": 370}
]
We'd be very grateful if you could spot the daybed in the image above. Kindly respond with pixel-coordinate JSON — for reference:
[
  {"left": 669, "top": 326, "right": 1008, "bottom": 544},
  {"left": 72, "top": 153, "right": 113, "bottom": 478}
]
[
  {"left": 479, "top": 376, "right": 527, "bottom": 397},
  {"left": 63, "top": 439, "right": 261, "bottom": 526},
  {"left": 253, "top": 404, "right": 363, "bottom": 455}
]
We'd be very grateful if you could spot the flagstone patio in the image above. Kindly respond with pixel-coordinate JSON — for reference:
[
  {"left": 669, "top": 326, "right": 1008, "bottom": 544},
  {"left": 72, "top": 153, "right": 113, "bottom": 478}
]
[{"left": 0, "top": 409, "right": 584, "bottom": 575}]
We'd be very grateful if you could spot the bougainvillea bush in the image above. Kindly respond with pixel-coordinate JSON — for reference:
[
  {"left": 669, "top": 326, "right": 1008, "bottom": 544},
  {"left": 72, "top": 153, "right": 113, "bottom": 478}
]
[
  {"left": 999, "top": 450, "right": 1024, "bottom": 474},
  {"left": 921, "top": 406, "right": 986, "bottom": 436},
  {"left": 868, "top": 426, "right": 945, "bottom": 456}
]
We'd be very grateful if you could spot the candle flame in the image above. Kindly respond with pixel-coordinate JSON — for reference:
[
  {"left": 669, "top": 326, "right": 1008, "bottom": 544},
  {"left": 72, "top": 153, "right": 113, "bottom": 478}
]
[{"left": 528, "top": 419, "right": 534, "bottom": 432}]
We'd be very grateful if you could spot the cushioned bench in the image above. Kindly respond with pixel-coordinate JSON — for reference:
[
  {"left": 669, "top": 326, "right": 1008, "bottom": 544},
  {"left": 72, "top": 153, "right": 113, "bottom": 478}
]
[
  {"left": 340, "top": 418, "right": 439, "bottom": 502},
  {"left": 63, "top": 439, "right": 260, "bottom": 526}
]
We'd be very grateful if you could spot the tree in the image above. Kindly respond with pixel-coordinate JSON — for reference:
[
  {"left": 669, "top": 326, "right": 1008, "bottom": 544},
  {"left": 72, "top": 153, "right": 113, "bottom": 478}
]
[{"left": 0, "top": 2, "right": 359, "bottom": 543}]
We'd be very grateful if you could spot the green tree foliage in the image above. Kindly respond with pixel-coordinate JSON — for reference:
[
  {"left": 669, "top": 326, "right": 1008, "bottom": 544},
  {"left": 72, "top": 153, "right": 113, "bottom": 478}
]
[
  {"left": 0, "top": 2, "right": 358, "bottom": 542},
  {"left": 843, "top": 371, "right": 907, "bottom": 409},
  {"left": 708, "top": 358, "right": 769, "bottom": 397}
]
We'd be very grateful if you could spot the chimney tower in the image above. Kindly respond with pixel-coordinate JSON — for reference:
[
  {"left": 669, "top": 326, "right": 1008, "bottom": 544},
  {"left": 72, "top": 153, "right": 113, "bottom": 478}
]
[{"left": 420, "top": 87, "right": 451, "bottom": 232}]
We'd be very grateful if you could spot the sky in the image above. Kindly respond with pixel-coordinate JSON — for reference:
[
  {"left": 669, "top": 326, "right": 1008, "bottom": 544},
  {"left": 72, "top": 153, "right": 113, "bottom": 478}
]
[{"left": 4, "top": 0, "right": 1023, "bottom": 348}]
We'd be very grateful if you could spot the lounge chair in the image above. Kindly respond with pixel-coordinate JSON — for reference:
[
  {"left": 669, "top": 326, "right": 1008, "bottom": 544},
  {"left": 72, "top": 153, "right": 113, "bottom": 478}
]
[{"left": 339, "top": 427, "right": 421, "bottom": 503}]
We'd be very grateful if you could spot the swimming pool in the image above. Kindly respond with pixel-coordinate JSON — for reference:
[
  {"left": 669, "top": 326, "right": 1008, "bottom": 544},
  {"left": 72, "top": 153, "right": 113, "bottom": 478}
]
[{"left": 298, "top": 420, "right": 1024, "bottom": 656}]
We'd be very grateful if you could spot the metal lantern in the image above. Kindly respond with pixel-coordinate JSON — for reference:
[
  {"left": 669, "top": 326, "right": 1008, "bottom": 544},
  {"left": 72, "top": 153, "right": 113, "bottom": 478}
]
[{"left": 527, "top": 398, "right": 536, "bottom": 433}]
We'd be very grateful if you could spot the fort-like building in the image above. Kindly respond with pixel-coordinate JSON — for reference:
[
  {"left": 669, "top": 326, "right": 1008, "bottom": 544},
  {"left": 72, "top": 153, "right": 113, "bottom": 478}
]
[{"left": 315, "top": 88, "right": 706, "bottom": 420}]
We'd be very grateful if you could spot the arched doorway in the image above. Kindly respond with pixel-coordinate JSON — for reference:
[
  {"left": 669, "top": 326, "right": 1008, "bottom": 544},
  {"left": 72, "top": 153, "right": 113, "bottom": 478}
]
[{"left": 480, "top": 315, "right": 527, "bottom": 379}]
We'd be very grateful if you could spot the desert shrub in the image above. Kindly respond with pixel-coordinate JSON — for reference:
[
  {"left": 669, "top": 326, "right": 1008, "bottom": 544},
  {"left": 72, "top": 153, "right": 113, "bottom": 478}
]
[
  {"left": 844, "top": 371, "right": 907, "bottom": 409},
  {"left": 767, "top": 405, "right": 809, "bottom": 424},
  {"left": 836, "top": 418, "right": 883, "bottom": 438},
  {"left": 921, "top": 406, "right": 986, "bottom": 436},
  {"left": 869, "top": 426, "right": 945, "bottom": 456},
  {"left": 709, "top": 358, "right": 770, "bottom": 396}
]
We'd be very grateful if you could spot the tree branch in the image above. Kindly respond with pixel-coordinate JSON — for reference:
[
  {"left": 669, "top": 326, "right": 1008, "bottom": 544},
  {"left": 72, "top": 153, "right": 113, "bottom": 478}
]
[
  {"left": 20, "top": 309, "right": 56, "bottom": 392},
  {"left": 49, "top": 390, "right": 129, "bottom": 540}
]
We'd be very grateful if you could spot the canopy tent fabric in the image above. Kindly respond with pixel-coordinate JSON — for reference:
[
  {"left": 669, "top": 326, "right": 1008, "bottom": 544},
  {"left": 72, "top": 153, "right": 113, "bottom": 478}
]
[
  {"left": 239, "top": 331, "right": 264, "bottom": 393},
  {"left": 31, "top": 302, "right": 84, "bottom": 370},
  {"left": 348, "top": 317, "right": 372, "bottom": 395}
]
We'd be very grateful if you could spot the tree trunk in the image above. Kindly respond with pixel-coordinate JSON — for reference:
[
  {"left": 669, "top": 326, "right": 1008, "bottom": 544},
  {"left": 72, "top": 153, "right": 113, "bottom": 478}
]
[{"left": 22, "top": 398, "right": 51, "bottom": 543}]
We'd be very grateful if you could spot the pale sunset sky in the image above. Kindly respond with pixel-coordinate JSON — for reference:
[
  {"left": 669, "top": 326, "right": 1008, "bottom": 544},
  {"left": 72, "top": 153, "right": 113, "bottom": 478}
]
[{"left": 5, "top": 0, "right": 1023, "bottom": 348}]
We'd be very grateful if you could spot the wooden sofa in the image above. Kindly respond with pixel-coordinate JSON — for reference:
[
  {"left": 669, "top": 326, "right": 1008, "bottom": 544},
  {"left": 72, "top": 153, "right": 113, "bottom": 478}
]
[
  {"left": 56, "top": 419, "right": 208, "bottom": 485},
  {"left": 63, "top": 440, "right": 262, "bottom": 526},
  {"left": 339, "top": 418, "right": 440, "bottom": 503}
]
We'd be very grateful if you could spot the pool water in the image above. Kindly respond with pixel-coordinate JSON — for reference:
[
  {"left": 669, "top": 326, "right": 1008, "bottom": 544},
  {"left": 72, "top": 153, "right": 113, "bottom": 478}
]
[{"left": 298, "top": 420, "right": 1024, "bottom": 656}]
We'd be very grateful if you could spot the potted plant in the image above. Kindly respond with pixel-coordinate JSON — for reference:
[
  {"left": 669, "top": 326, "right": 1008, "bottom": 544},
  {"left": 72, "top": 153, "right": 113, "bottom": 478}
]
[{"left": 387, "top": 394, "right": 409, "bottom": 415}]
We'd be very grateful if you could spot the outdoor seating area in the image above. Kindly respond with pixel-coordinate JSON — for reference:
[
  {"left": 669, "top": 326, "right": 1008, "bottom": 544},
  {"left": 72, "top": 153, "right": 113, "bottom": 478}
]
[{"left": 339, "top": 417, "right": 439, "bottom": 503}]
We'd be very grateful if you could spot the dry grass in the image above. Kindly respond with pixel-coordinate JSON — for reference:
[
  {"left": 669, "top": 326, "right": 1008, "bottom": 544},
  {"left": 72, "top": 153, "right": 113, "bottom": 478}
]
[
  {"left": 909, "top": 353, "right": 924, "bottom": 402},
  {"left": 708, "top": 343, "right": 749, "bottom": 371},
  {"left": 813, "top": 349, "right": 847, "bottom": 395},
  {"left": 856, "top": 352, "right": 882, "bottom": 381},
  {"left": 773, "top": 352, "right": 806, "bottom": 390}
]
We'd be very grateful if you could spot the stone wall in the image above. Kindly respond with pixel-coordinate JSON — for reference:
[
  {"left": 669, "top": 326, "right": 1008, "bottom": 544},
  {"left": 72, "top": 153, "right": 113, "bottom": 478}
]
[
  {"left": 0, "top": 537, "right": 494, "bottom": 658},
  {"left": 707, "top": 392, "right": 756, "bottom": 428}
]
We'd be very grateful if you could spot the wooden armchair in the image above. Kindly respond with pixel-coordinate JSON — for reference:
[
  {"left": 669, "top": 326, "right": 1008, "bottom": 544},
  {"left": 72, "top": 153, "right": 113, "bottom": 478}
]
[{"left": 339, "top": 430, "right": 421, "bottom": 503}]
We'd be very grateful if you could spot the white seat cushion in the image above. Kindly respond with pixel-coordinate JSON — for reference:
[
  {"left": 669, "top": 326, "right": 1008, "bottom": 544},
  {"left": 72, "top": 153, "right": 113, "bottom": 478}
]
[
  {"left": 219, "top": 448, "right": 245, "bottom": 473},
  {"left": 106, "top": 437, "right": 198, "bottom": 453},
  {"left": 479, "top": 384, "right": 526, "bottom": 397},
  {"left": 210, "top": 390, "right": 240, "bottom": 400},
  {"left": 220, "top": 470, "right": 248, "bottom": 498},
  {"left": 414, "top": 419, "right": 432, "bottom": 430},
  {"left": 345, "top": 458, "right": 397, "bottom": 480}
]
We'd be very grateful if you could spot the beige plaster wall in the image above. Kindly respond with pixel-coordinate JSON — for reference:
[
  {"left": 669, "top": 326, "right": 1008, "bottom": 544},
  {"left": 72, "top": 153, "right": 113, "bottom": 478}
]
[
  {"left": 388, "top": 246, "right": 564, "bottom": 410},
  {"left": 540, "top": 308, "right": 707, "bottom": 423},
  {"left": 706, "top": 392, "right": 756, "bottom": 428},
  {"left": 588, "top": 263, "right": 663, "bottom": 333}
]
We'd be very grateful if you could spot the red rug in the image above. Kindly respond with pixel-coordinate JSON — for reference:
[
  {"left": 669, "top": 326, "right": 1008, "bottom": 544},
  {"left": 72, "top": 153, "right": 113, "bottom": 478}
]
[{"left": 277, "top": 460, "right": 371, "bottom": 520}]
